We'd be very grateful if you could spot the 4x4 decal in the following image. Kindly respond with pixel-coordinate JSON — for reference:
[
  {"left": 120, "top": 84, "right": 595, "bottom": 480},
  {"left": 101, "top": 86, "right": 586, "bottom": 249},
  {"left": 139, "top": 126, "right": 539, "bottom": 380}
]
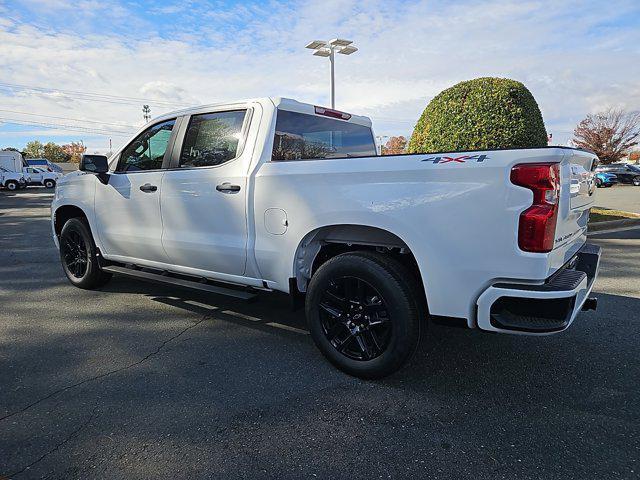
[{"left": 421, "top": 154, "right": 489, "bottom": 164}]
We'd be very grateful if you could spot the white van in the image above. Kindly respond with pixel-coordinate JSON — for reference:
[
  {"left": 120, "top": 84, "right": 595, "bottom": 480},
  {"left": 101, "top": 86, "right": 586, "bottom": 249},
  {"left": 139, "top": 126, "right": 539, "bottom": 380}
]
[
  {"left": 0, "top": 150, "right": 28, "bottom": 173},
  {"left": 0, "top": 151, "right": 28, "bottom": 190}
]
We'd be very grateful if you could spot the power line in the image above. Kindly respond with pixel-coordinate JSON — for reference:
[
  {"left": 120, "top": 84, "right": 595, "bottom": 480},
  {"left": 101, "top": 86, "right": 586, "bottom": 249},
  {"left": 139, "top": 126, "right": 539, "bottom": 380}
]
[
  {"left": 0, "top": 109, "right": 139, "bottom": 129},
  {"left": 0, "top": 118, "right": 134, "bottom": 137},
  {"left": 0, "top": 82, "right": 192, "bottom": 108}
]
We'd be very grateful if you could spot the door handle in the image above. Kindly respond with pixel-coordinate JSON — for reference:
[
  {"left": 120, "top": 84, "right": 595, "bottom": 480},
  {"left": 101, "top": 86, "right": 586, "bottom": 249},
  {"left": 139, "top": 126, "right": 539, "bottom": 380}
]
[
  {"left": 216, "top": 183, "right": 241, "bottom": 193},
  {"left": 139, "top": 183, "right": 158, "bottom": 192}
]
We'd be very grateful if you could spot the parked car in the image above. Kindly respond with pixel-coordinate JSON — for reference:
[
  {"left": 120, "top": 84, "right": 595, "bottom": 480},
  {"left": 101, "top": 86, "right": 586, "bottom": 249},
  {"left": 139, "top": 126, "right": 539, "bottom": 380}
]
[
  {"left": 51, "top": 97, "right": 601, "bottom": 379},
  {"left": 595, "top": 171, "right": 618, "bottom": 187},
  {"left": 26, "top": 158, "right": 64, "bottom": 173},
  {"left": 0, "top": 166, "right": 27, "bottom": 191},
  {"left": 596, "top": 163, "right": 640, "bottom": 186},
  {"left": 23, "top": 166, "right": 62, "bottom": 188}
]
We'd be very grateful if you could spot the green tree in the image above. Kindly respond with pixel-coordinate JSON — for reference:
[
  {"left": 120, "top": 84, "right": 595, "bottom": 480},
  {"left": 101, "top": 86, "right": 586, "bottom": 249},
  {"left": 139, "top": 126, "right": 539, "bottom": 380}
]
[
  {"left": 408, "top": 77, "right": 548, "bottom": 153},
  {"left": 43, "top": 142, "right": 70, "bottom": 163},
  {"left": 23, "top": 140, "right": 45, "bottom": 159}
]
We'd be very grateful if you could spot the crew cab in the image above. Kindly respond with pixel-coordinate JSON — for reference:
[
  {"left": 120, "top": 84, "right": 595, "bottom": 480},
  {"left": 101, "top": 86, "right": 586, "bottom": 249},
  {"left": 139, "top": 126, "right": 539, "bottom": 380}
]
[{"left": 51, "top": 97, "right": 601, "bottom": 378}]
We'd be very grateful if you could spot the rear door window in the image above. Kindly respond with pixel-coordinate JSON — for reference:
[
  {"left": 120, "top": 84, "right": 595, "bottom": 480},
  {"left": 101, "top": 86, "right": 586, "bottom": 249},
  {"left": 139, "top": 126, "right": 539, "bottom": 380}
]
[
  {"left": 179, "top": 110, "right": 247, "bottom": 168},
  {"left": 272, "top": 110, "right": 376, "bottom": 161}
]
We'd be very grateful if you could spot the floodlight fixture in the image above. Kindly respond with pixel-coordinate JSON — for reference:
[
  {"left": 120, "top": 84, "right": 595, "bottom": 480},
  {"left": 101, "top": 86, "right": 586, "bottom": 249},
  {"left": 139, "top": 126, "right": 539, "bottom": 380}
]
[
  {"left": 337, "top": 45, "right": 358, "bottom": 55},
  {"left": 305, "top": 40, "right": 327, "bottom": 50},
  {"left": 305, "top": 37, "right": 358, "bottom": 108},
  {"left": 329, "top": 38, "right": 353, "bottom": 47}
]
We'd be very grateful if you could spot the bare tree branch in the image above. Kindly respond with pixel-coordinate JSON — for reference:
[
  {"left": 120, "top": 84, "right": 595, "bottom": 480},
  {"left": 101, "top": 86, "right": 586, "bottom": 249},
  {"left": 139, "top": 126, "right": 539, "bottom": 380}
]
[{"left": 573, "top": 109, "right": 640, "bottom": 163}]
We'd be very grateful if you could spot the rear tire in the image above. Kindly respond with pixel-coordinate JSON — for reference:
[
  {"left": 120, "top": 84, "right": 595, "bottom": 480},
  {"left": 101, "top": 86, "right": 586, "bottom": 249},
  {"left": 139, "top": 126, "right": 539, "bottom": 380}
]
[
  {"left": 59, "top": 217, "right": 112, "bottom": 289},
  {"left": 306, "top": 251, "right": 422, "bottom": 379},
  {"left": 595, "top": 178, "right": 602, "bottom": 188},
  {"left": 44, "top": 179, "right": 56, "bottom": 188}
]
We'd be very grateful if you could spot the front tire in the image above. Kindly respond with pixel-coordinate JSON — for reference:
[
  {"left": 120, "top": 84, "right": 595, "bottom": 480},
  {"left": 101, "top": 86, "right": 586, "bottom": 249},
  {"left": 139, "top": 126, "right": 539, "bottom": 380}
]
[
  {"left": 306, "top": 251, "right": 422, "bottom": 379},
  {"left": 633, "top": 176, "right": 640, "bottom": 186},
  {"left": 595, "top": 178, "right": 603, "bottom": 188},
  {"left": 5, "top": 180, "right": 18, "bottom": 191},
  {"left": 59, "top": 217, "right": 112, "bottom": 289},
  {"left": 44, "top": 179, "right": 56, "bottom": 188}
]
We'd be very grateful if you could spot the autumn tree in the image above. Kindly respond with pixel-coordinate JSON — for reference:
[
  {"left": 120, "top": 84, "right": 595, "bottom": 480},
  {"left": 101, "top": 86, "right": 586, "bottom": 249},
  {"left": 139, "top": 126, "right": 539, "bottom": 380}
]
[
  {"left": 61, "top": 142, "right": 87, "bottom": 163},
  {"left": 573, "top": 109, "right": 640, "bottom": 164},
  {"left": 23, "top": 140, "right": 45, "bottom": 158},
  {"left": 43, "top": 142, "right": 70, "bottom": 163},
  {"left": 381, "top": 136, "right": 407, "bottom": 155}
]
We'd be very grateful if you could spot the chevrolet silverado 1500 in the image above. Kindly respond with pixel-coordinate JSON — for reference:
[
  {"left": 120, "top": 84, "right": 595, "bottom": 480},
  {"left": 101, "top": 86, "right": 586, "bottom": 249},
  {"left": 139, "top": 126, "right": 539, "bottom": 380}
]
[{"left": 51, "top": 97, "right": 601, "bottom": 378}]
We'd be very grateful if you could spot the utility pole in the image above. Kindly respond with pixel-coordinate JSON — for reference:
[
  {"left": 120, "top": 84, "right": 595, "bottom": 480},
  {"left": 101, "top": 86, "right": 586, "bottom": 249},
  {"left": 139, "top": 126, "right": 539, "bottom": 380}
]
[
  {"left": 305, "top": 39, "right": 358, "bottom": 109},
  {"left": 142, "top": 105, "right": 151, "bottom": 123}
]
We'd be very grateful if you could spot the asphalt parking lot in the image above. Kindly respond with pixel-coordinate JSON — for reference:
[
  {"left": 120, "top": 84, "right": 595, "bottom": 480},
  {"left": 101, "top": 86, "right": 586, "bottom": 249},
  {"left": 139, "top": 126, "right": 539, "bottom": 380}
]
[
  {"left": 595, "top": 184, "right": 640, "bottom": 213},
  {"left": 1, "top": 190, "right": 639, "bottom": 480}
]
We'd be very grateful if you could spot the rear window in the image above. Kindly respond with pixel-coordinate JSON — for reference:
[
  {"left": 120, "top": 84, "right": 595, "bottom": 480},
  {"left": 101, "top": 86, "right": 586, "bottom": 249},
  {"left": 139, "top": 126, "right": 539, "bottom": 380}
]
[{"left": 272, "top": 110, "right": 376, "bottom": 161}]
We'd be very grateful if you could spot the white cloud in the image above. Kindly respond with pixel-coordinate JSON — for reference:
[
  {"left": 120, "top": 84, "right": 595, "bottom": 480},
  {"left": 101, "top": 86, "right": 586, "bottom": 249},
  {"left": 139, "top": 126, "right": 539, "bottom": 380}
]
[{"left": 0, "top": 0, "right": 639, "bottom": 148}]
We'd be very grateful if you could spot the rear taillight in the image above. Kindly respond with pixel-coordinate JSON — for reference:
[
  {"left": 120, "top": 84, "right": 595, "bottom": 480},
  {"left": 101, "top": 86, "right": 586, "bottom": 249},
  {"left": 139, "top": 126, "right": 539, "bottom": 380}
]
[{"left": 510, "top": 163, "right": 560, "bottom": 253}]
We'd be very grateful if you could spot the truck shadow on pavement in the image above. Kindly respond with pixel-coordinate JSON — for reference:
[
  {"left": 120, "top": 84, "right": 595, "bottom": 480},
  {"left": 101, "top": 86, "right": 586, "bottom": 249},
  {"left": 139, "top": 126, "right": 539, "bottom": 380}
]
[{"left": 1, "top": 274, "right": 638, "bottom": 478}]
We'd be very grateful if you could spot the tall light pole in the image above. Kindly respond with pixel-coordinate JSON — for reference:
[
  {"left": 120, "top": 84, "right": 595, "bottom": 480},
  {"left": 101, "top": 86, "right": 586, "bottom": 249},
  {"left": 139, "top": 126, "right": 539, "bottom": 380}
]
[{"left": 305, "top": 38, "right": 358, "bottom": 109}]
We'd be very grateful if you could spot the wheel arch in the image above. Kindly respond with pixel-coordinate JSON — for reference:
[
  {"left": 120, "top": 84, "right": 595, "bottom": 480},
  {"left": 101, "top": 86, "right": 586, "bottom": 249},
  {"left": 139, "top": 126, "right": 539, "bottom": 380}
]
[
  {"left": 53, "top": 204, "right": 89, "bottom": 238},
  {"left": 291, "top": 224, "right": 427, "bottom": 306}
]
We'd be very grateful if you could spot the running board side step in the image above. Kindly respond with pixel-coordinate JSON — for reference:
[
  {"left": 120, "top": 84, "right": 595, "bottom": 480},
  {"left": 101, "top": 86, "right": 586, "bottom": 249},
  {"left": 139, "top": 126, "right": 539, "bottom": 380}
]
[{"left": 101, "top": 265, "right": 258, "bottom": 301}]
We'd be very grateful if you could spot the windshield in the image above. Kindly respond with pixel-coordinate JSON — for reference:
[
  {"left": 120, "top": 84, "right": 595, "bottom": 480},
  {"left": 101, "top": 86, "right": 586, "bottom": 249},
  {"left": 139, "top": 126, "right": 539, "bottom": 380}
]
[{"left": 272, "top": 110, "right": 376, "bottom": 161}]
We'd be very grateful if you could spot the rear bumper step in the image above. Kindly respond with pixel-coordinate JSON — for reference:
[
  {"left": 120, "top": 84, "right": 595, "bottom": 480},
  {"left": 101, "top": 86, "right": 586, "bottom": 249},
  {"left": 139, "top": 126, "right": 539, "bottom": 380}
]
[
  {"left": 101, "top": 265, "right": 258, "bottom": 301},
  {"left": 476, "top": 243, "right": 601, "bottom": 334}
]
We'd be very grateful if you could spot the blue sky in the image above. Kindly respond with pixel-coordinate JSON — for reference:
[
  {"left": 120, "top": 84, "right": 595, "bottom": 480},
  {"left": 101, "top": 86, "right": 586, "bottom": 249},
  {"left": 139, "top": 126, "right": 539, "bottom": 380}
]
[{"left": 1, "top": 0, "right": 639, "bottom": 153}]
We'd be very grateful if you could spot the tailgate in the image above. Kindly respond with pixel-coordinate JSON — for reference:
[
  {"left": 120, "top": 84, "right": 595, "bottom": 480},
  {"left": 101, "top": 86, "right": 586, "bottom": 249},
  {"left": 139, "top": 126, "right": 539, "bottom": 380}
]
[
  {"left": 569, "top": 150, "right": 597, "bottom": 209},
  {"left": 552, "top": 149, "right": 598, "bottom": 260}
]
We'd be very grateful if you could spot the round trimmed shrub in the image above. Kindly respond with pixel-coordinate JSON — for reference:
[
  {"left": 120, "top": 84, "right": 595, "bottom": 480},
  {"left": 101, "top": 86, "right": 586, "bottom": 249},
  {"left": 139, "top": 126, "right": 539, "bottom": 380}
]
[{"left": 407, "top": 77, "right": 548, "bottom": 153}]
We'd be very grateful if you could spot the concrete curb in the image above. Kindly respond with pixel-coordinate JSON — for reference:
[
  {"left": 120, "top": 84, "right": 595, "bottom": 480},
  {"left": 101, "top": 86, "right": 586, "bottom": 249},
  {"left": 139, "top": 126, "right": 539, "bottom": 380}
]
[{"left": 588, "top": 217, "right": 640, "bottom": 232}]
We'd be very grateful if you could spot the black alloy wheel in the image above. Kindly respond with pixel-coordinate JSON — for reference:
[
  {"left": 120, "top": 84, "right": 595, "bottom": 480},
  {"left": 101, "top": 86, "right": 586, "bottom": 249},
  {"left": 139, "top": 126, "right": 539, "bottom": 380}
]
[
  {"left": 306, "top": 251, "right": 422, "bottom": 379},
  {"left": 319, "top": 276, "right": 392, "bottom": 361},
  {"left": 59, "top": 217, "right": 112, "bottom": 289},
  {"left": 61, "top": 229, "right": 89, "bottom": 279}
]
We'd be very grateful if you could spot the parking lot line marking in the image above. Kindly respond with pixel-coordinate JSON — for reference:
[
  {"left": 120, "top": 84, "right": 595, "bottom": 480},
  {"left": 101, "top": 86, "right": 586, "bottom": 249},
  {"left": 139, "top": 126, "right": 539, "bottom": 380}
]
[
  {"left": 182, "top": 300, "right": 219, "bottom": 311},
  {"left": 265, "top": 322, "right": 309, "bottom": 335},
  {"left": 221, "top": 310, "right": 262, "bottom": 322}
]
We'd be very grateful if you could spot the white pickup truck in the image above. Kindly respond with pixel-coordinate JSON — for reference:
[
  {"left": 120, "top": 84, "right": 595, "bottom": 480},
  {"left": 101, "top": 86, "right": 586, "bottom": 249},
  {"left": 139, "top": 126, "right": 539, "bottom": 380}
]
[
  {"left": 24, "top": 166, "right": 63, "bottom": 188},
  {"left": 51, "top": 97, "right": 601, "bottom": 378}
]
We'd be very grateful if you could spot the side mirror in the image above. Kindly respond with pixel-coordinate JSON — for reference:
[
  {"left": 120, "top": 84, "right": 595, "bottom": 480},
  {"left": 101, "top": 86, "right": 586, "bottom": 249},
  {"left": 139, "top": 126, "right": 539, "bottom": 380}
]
[{"left": 79, "top": 154, "right": 109, "bottom": 173}]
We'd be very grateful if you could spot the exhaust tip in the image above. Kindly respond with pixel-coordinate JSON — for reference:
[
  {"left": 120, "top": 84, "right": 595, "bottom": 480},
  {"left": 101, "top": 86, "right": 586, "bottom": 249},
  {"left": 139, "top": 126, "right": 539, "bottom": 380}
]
[{"left": 582, "top": 297, "right": 598, "bottom": 311}]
